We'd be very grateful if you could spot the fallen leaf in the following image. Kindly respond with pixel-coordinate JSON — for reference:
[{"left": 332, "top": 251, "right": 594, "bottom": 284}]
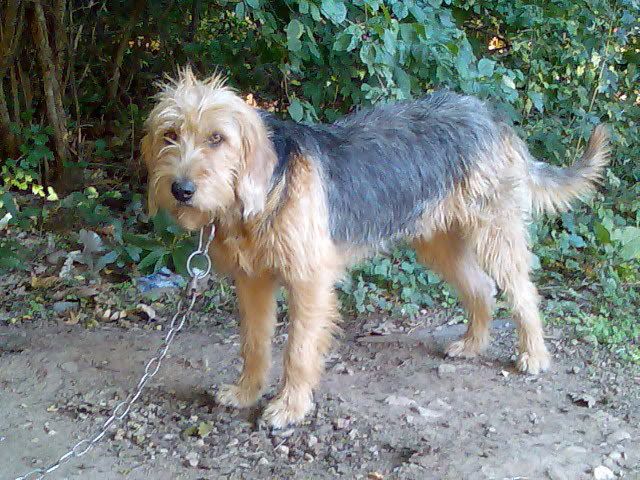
[
  {"left": 31, "top": 276, "right": 59, "bottom": 289},
  {"left": 64, "top": 310, "right": 80, "bottom": 325}
]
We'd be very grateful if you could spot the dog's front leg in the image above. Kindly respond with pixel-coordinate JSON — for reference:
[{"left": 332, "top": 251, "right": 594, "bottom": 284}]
[
  {"left": 216, "top": 272, "right": 278, "bottom": 408},
  {"left": 262, "top": 275, "right": 338, "bottom": 428}
]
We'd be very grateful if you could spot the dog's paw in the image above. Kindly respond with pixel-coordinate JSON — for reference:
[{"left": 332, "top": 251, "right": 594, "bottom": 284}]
[
  {"left": 215, "top": 383, "right": 261, "bottom": 408},
  {"left": 445, "top": 337, "right": 486, "bottom": 359},
  {"left": 261, "top": 389, "right": 313, "bottom": 429},
  {"left": 517, "top": 349, "right": 551, "bottom": 375}
]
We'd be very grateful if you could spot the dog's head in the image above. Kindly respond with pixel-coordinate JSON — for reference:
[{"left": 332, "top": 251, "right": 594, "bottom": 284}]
[{"left": 142, "top": 67, "right": 275, "bottom": 230}]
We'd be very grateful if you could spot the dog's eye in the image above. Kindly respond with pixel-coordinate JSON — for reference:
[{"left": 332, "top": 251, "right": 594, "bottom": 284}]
[
  {"left": 164, "top": 130, "right": 178, "bottom": 144},
  {"left": 208, "top": 133, "right": 223, "bottom": 146}
]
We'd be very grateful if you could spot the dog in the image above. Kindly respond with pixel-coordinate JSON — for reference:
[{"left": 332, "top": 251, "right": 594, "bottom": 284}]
[{"left": 142, "top": 68, "right": 609, "bottom": 428}]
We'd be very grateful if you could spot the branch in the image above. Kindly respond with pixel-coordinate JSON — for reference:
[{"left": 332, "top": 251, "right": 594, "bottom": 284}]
[{"left": 107, "top": 0, "right": 147, "bottom": 102}]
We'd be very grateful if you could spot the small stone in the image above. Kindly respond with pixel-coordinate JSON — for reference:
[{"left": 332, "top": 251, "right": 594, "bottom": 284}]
[
  {"left": 437, "top": 364, "right": 456, "bottom": 377},
  {"left": 334, "top": 418, "right": 350, "bottom": 430},
  {"left": 413, "top": 406, "right": 442, "bottom": 420},
  {"left": 593, "top": 465, "right": 615, "bottom": 480},
  {"left": 607, "top": 430, "right": 631, "bottom": 443},
  {"left": 307, "top": 435, "right": 318, "bottom": 448},
  {"left": 608, "top": 451, "right": 623, "bottom": 465},
  {"left": 572, "top": 366, "right": 581, "bottom": 374},
  {"left": 275, "top": 428, "right": 295, "bottom": 438},
  {"left": 53, "top": 301, "right": 79, "bottom": 314},
  {"left": 275, "top": 445, "right": 289, "bottom": 456},
  {"left": 384, "top": 395, "right": 415, "bottom": 407},
  {"left": 185, "top": 451, "right": 199, "bottom": 468},
  {"left": 569, "top": 392, "right": 597, "bottom": 408},
  {"left": 258, "top": 457, "right": 269, "bottom": 466},
  {"left": 304, "top": 452, "right": 314, "bottom": 462}
]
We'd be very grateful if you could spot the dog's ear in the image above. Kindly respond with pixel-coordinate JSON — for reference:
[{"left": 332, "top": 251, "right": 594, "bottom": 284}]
[
  {"left": 140, "top": 133, "right": 158, "bottom": 216},
  {"left": 235, "top": 111, "right": 275, "bottom": 219}
]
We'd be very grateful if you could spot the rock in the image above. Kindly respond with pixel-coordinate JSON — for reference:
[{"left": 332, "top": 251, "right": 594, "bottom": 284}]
[
  {"left": 59, "top": 361, "right": 78, "bottom": 373},
  {"left": 437, "top": 364, "right": 457, "bottom": 377},
  {"left": 546, "top": 465, "right": 568, "bottom": 480},
  {"left": 53, "top": 301, "right": 79, "bottom": 314},
  {"left": 257, "top": 457, "right": 269, "bottom": 466},
  {"left": 592, "top": 465, "right": 615, "bottom": 480},
  {"left": 384, "top": 395, "right": 415, "bottom": 407},
  {"left": 185, "top": 451, "right": 199, "bottom": 468},
  {"left": 275, "top": 445, "right": 290, "bottom": 456},
  {"left": 334, "top": 418, "right": 350, "bottom": 430},
  {"left": 607, "top": 429, "right": 631, "bottom": 443},
  {"left": 304, "top": 452, "right": 314, "bottom": 462},
  {"left": 569, "top": 392, "right": 597, "bottom": 408},
  {"left": 413, "top": 406, "right": 442, "bottom": 420},
  {"left": 307, "top": 435, "right": 318, "bottom": 448}
]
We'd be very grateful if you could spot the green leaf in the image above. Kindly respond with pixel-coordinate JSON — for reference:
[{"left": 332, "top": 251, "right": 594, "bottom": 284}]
[
  {"left": 321, "top": 0, "right": 347, "bottom": 24},
  {"left": 309, "top": 3, "right": 321, "bottom": 21},
  {"left": 593, "top": 222, "right": 611, "bottom": 244},
  {"left": 234, "top": 1, "right": 245, "bottom": 18},
  {"left": 122, "top": 233, "right": 163, "bottom": 251},
  {"left": 96, "top": 250, "right": 120, "bottom": 271},
  {"left": 46, "top": 186, "right": 59, "bottom": 201},
  {"left": 620, "top": 237, "right": 640, "bottom": 261},
  {"left": 138, "top": 248, "right": 168, "bottom": 272},
  {"left": 286, "top": 19, "right": 304, "bottom": 52},
  {"left": 288, "top": 99, "right": 304, "bottom": 122},
  {"left": 502, "top": 75, "right": 516, "bottom": 90},
  {"left": 245, "top": 0, "right": 259, "bottom": 8},
  {"left": 171, "top": 241, "right": 194, "bottom": 276},
  {"left": 392, "top": 2, "right": 408, "bottom": 19},
  {"left": 477, "top": 58, "right": 496, "bottom": 77},
  {"left": 527, "top": 91, "right": 544, "bottom": 112}
]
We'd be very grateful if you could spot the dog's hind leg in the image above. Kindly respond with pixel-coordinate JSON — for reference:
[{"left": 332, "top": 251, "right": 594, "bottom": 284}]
[
  {"left": 413, "top": 228, "right": 496, "bottom": 358},
  {"left": 216, "top": 271, "right": 278, "bottom": 408},
  {"left": 469, "top": 215, "right": 551, "bottom": 374}
]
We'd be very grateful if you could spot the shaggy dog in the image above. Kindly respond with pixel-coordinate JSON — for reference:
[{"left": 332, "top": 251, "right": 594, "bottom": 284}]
[{"left": 142, "top": 68, "right": 609, "bottom": 428}]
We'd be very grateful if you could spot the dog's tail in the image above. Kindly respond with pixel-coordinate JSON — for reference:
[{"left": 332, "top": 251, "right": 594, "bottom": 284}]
[{"left": 527, "top": 125, "right": 610, "bottom": 215}]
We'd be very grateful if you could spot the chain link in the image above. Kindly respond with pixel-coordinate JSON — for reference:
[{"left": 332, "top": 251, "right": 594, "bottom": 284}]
[{"left": 16, "top": 224, "right": 216, "bottom": 480}]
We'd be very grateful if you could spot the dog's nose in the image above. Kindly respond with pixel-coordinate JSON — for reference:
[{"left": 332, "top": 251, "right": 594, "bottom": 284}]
[{"left": 171, "top": 179, "right": 196, "bottom": 202}]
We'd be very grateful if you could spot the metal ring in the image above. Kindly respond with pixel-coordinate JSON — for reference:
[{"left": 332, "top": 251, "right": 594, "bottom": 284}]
[{"left": 186, "top": 251, "right": 212, "bottom": 279}]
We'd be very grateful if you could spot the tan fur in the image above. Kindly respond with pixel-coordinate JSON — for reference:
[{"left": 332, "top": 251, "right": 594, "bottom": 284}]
[{"left": 143, "top": 69, "right": 609, "bottom": 427}]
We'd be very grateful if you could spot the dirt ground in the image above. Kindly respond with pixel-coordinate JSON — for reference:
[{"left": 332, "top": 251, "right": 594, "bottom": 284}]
[{"left": 1, "top": 292, "right": 639, "bottom": 480}]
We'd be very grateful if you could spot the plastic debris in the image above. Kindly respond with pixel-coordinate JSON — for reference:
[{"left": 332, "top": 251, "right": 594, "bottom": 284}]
[{"left": 136, "top": 267, "right": 186, "bottom": 293}]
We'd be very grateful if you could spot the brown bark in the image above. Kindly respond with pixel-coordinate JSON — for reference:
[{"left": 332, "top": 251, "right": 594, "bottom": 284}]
[
  {"left": 17, "top": 59, "right": 33, "bottom": 113},
  {"left": 0, "top": 81, "right": 18, "bottom": 155},
  {"left": 9, "top": 65, "right": 21, "bottom": 126},
  {"left": 52, "top": 0, "right": 68, "bottom": 90},
  {"left": 107, "top": 0, "right": 147, "bottom": 102},
  {"left": 31, "top": 0, "right": 69, "bottom": 179},
  {"left": 0, "top": 0, "right": 24, "bottom": 78},
  {"left": 0, "top": 0, "right": 24, "bottom": 156}
]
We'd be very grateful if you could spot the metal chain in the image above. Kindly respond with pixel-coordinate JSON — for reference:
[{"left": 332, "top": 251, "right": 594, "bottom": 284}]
[{"left": 16, "top": 224, "right": 216, "bottom": 480}]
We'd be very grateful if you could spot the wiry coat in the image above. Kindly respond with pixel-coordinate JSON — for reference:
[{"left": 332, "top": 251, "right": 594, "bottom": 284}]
[{"left": 142, "top": 69, "right": 609, "bottom": 428}]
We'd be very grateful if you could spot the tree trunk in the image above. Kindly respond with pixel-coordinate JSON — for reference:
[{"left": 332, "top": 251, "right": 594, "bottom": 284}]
[
  {"left": 31, "top": 0, "right": 69, "bottom": 180},
  {"left": 107, "top": 0, "right": 147, "bottom": 103},
  {"left": 0, "top": 81, "right": 18, "bottom": 156}
]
